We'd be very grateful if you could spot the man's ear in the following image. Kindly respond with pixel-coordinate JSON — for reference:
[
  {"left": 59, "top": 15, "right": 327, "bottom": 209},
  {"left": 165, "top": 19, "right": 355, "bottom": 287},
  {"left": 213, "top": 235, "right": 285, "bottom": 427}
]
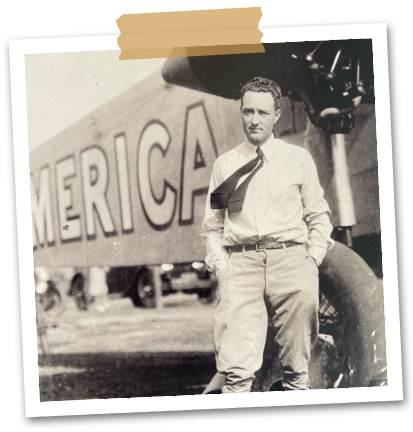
[{"left": 273, "top": 109, "right": 281, "bottom": 125}]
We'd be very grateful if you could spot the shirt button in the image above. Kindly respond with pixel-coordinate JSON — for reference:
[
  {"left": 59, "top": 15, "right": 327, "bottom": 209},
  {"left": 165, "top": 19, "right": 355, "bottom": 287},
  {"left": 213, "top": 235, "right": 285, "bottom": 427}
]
[{"left": 263, "top": 258, "right": 267, "bottom": 264}]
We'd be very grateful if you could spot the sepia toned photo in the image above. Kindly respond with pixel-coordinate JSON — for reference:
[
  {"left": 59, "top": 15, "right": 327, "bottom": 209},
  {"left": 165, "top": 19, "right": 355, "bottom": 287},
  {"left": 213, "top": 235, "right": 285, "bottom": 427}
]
[{"left": 11, "top": 25, "right": 400, "bottom": 416}]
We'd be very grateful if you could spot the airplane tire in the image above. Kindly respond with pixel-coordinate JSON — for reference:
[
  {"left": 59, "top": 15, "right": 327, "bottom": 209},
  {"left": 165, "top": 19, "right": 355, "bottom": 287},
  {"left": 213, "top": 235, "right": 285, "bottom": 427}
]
[
  {"left": 315, "top": 241, "right": 386, "bottom": 388},
  {"left": 203, "top": 242, "right": 386, "bottom": 393}
]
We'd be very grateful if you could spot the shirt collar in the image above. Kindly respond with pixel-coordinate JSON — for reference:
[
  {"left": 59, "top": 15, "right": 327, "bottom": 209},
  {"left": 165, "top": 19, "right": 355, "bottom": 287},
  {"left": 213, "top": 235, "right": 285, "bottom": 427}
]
[{"left": 244, "top": 134, "right": 280, "bottom": 161}]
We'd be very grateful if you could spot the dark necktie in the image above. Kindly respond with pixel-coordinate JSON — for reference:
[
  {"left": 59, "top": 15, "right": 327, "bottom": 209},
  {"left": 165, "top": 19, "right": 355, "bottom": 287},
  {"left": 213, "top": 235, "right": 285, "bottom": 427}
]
[{"left": 210, "top": 147, "right": 264, "bottom": 214}]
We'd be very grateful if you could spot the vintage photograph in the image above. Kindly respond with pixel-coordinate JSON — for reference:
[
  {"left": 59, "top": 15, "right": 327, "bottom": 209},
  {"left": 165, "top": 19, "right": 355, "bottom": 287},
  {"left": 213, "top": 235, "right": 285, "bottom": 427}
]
[{"left": 24, "top": 37, "right": 388, "bottom": 407}]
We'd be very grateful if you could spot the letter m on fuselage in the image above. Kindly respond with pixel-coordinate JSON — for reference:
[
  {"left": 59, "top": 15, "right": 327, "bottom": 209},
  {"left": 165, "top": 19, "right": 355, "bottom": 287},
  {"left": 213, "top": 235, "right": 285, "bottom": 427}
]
[{"left": 31, "top": 167, "right": 55, "bottom": 249}]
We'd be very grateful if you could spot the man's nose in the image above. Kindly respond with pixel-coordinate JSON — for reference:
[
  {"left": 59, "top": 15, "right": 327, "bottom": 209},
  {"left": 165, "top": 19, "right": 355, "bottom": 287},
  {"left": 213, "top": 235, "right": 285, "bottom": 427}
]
[{"left": 251, "top": 113, "right": 259, "bottom": 125}]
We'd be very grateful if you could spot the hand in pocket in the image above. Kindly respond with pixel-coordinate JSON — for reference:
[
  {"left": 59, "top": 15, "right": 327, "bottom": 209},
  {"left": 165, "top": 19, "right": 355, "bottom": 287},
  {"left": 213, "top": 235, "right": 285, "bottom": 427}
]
[{"left": 216, "top": 257, "right": 231, "bottom": 280}]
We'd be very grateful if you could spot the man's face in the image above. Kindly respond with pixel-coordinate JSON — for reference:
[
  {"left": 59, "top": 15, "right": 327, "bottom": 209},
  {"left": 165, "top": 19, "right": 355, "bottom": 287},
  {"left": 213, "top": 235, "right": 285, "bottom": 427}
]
[{"left": 241, "top": 91, "right": 281, "bottom": 146}]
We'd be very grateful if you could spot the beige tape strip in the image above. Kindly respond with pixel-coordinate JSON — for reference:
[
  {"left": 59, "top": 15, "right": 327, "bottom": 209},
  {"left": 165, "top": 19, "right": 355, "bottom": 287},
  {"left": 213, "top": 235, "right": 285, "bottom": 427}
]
[
  {"left": 119, "top": 29, "right": 262, "bottom": 50},
  {"left": 117, "top": 8, "right": 264, "bottom": 60}
]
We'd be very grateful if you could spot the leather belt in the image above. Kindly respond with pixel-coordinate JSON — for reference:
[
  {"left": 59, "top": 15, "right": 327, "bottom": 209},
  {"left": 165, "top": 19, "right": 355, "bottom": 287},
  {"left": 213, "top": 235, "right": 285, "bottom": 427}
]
[{"left": 226, "top": 240, "right": 302, "bottom": 254}]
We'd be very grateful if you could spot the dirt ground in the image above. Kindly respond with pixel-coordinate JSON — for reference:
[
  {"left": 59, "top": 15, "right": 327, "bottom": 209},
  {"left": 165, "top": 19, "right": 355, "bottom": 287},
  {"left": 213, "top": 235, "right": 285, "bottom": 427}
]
[
  {"left": 37, "top": 293, "right": 217, "bottom": 401},
  {"left": 36, "top": 278, "right": 387, "bottom": 401}
]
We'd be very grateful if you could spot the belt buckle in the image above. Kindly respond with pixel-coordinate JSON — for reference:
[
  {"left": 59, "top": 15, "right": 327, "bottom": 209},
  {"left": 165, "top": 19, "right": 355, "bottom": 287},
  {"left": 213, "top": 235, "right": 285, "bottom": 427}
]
[{"left": 256, "top": 241, "right": 266, "bottom": 251}]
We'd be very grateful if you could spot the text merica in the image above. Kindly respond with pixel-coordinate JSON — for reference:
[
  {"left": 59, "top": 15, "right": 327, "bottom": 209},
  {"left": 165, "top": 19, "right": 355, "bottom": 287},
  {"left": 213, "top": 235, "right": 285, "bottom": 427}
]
[{"left": 31, "top": 102, "right": 216, "bottom": 248}]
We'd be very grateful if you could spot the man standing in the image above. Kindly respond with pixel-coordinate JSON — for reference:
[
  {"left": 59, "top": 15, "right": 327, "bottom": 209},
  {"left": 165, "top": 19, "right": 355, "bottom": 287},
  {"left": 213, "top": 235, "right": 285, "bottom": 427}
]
[{"left": 201, "top": 77, "right": 334, "bottom": 393}]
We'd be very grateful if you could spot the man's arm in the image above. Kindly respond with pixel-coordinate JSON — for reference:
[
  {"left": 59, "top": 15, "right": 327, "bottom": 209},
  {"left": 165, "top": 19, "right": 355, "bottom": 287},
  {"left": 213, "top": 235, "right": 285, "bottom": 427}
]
[
  {"left": 301, "top": 150, "right": 335, "bottom": 265},
  {"left": 200, "top": 160, "right": 230, "bottom": 277}
]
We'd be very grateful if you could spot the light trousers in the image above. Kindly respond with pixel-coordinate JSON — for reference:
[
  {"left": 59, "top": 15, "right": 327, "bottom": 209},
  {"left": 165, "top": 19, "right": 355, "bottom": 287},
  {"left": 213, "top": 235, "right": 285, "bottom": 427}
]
[{"left": 214, "top": 244, "right": 319, "bottom": 393}]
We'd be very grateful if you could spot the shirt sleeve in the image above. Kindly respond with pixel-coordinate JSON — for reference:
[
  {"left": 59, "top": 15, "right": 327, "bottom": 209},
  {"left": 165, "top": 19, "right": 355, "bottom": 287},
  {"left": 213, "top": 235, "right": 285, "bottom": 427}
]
[
  {"left": 200, "top": 159, "right": 230, "bottom": 276},
  {"left": 301, "top": 150, "right": 335, "bottom": 265}
]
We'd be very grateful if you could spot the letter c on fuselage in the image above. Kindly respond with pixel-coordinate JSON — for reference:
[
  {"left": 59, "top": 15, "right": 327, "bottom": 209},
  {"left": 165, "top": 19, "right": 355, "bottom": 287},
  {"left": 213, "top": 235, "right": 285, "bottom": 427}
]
[{"left": 137, "top": 121, "right": 177, "bottom": 230}]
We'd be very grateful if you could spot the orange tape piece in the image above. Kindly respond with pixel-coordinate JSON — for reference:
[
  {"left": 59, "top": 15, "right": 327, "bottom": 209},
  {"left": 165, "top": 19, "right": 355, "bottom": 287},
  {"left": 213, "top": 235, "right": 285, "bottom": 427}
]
[{"left": 117, "top": 8, "right": 264, "bottom": 60}]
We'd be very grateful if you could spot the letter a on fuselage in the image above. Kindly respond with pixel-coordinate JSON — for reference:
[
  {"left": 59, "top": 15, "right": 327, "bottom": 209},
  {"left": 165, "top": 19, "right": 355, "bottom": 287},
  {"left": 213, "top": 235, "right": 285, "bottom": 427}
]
[{"left": 180, "top": 102, "right": 217, "bottom": 225}]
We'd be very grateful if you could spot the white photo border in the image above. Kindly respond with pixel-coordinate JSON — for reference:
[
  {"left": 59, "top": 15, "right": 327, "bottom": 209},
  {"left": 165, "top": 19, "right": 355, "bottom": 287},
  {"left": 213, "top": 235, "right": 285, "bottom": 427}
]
[{"left": 9, "top": 23, "right": 402, "bottom": 418}]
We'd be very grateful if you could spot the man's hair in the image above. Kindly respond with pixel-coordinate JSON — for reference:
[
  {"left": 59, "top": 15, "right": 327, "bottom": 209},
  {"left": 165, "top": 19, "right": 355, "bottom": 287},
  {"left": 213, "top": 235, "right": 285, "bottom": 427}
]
[{"left": 240, "top": 77, "right": 282, "bottom": 111}]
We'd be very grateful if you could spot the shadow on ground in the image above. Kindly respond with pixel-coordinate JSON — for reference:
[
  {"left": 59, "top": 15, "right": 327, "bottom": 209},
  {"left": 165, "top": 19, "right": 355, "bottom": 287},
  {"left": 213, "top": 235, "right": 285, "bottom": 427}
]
[{"left": 38, "top": 351, "right": 216, "bottom": 401}]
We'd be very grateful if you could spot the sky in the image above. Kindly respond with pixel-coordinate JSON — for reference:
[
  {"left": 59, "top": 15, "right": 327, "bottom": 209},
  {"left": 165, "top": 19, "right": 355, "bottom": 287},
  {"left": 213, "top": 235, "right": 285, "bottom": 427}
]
[{"left": 24, "top": 51, "right": 165, "bottom": 150}]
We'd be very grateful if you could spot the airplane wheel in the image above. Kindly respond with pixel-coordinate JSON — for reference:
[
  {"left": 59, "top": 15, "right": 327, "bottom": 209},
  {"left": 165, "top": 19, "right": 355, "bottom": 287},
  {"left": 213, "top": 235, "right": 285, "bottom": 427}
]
[
  {"left": 203, "top": 242, "right": 387, "bottom": 393},
  {"left": 314, "top": 242, "right": 387, "bottom": 389}
]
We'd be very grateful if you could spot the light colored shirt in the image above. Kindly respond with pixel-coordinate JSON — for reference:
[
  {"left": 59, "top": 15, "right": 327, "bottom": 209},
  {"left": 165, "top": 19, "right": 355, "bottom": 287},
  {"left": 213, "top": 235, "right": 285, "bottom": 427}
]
[{"left": 201, "top": 135, "right": 334, "bottom": 277}]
